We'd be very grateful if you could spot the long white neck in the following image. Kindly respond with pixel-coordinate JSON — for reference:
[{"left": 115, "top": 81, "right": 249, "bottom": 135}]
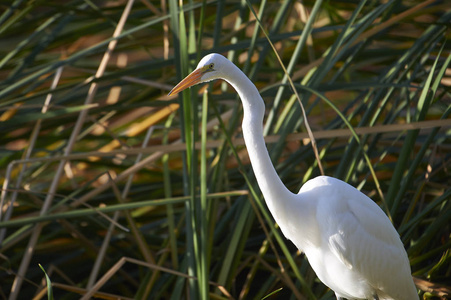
[{"left": 222, "top": 64, "right": 295, "bottom": 220}]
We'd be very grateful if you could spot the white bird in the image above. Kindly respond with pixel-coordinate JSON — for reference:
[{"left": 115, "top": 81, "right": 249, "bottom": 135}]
[{"left": 169, "top": 53, "right": 418, "bottom": 300}]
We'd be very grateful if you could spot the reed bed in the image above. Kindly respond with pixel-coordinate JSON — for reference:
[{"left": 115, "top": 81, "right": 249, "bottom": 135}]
[{"left": 0, "top": 1, "right": 450, "bottom": 299}]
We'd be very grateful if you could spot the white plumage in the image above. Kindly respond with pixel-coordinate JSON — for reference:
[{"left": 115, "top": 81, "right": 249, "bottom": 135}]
[{"left": 169, "top": 53, "right": 418, "bottom": 300}]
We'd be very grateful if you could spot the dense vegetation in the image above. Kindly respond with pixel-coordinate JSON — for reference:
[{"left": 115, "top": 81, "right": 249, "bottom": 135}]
[{"left": 0, "top": 0, "right": 450, "bottom": 299}]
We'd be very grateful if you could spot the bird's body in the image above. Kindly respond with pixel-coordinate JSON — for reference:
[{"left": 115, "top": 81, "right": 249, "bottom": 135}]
[
  {"left": 169, "top": 53, "right": 418, "bottom": 300},
  {"left": 291, "top": 176, "right": 416, "bottom": 300}
]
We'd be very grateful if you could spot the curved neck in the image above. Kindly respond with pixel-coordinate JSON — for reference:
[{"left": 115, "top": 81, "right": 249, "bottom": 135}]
[{"left": 223, "top": 65, "right": 294, "bottom": 219}]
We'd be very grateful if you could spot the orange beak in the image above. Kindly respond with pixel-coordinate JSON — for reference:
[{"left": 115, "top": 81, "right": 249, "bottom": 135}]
[{"left": 168, "top": 68, "right": 204, "bottom": 96}]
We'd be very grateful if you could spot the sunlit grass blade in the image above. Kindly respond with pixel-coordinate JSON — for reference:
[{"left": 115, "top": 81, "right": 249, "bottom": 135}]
[{"left": 38, "top": 264, "right": 54, "bottom": 300}]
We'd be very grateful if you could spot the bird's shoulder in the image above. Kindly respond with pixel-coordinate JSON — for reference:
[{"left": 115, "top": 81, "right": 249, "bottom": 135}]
[
  {"left": 305, "top": 176, "right": 408, "bottom": 274},
  {"left": 300, "top": 176, "right": 402, "bottom": 249}
]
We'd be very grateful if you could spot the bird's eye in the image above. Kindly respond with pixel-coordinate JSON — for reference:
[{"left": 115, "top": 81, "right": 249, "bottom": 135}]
[{"left": 209, "top": 63, "right": 214, "bottom": 69}]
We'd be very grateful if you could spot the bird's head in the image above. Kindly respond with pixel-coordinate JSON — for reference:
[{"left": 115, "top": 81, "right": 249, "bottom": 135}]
[{"left": 168, "top": 53, "right": 229, "bottom": 96}]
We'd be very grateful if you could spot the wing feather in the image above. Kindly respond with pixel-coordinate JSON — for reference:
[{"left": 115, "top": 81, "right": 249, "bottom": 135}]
[{"left": 314, "top": 177, "right": 415, "bottom": 299}]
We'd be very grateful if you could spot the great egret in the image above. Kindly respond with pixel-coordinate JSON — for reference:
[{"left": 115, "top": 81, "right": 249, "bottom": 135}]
[{"left": 169, "top": 53, "right": 418, "bottom": 300}]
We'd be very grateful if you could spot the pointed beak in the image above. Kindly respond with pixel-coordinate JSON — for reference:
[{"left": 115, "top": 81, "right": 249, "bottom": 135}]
[{"left": 168, "top": 68, "right": 204, "bottom": 96}]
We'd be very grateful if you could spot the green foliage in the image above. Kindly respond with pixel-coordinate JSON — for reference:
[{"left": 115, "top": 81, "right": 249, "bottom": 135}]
[
  {"left": 0, "top": 0, "right": 450, "bottom": 299},
  {"left": 38, "top": 264, "right": 54, "bottom": 300}
]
